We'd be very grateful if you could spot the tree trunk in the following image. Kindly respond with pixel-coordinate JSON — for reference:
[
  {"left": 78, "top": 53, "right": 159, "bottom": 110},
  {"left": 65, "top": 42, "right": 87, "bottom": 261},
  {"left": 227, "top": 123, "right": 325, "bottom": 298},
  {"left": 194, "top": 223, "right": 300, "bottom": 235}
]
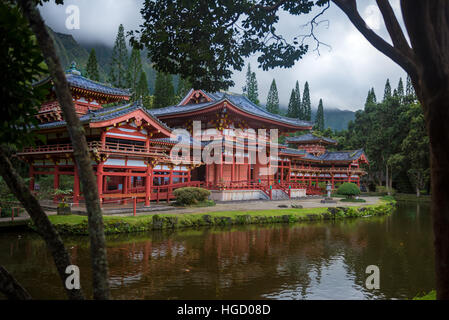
[
  {"left": 0, "top": 266, "right": 32, "bottom": 300},
  {"left": 416, "top": 186, "right": 420, "bottom": 198},
  {"left": 0, "top": 147, "right": 84, "bottom": 300},
  {"left": 18, "top": 0, "right": 110, "bottom": 299},
  {"left": 425, "top": 92, "right": 449, "bottom": 299},
  {"left": 385, "top": 164, "right": 390, "bottom": 195}
]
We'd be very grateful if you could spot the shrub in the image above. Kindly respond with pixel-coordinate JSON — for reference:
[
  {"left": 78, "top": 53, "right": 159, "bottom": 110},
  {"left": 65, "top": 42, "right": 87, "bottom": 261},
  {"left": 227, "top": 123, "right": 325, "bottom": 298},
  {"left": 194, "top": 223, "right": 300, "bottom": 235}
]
[
  {"left": 173, "top": 187, "right": 211, "bottom": 205},
  {"left": 337, "top": 182, "right": 361, "bottom": 199}
]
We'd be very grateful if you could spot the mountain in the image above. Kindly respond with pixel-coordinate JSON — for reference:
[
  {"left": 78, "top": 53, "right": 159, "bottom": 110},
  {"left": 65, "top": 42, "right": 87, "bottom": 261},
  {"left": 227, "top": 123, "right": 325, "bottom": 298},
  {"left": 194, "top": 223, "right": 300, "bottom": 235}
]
[
  {"left": 322, "top": 108, "right": 356, "bottom": 131},
  {"left": 47, "top": 27, "right": 157, "bottom": 93},
  {"left": 279, "top": 104, "right": 356, "bottom": 131}
]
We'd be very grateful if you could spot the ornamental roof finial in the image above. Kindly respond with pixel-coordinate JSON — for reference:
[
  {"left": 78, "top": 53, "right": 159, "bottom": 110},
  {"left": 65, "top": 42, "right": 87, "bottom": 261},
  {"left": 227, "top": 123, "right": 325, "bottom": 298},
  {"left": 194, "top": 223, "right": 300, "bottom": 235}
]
[{"left": 67, "top": 61, "right": 81, "bottom": 75}]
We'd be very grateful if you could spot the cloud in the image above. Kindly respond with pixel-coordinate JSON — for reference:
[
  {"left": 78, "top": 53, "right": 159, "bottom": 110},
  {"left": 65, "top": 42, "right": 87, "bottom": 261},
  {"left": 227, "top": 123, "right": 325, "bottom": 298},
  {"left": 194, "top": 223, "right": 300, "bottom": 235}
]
[{"left": 39, "top": 0, "right": 407, "bottom": 111}]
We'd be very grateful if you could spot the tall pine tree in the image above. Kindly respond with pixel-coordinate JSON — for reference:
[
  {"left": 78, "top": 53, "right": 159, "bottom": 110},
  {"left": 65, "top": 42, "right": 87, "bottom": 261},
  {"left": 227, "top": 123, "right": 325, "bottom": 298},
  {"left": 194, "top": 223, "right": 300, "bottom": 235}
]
[
  {"left": 243, "top": 63, "right": 259, "bottom": 104},
  {"left": 154, "top": 72, "right": 175, "bottom": 108},
  {"left": 266, "top": 79, "right": 279, "bottom": 114},
  {"left": 176, "top": 77, "right": 191, "bottom": 100},
  {"left": 302, "top": 81, "right": 311, "bottom": 121},
  {"left": 109, "top": 24, "right": 128, "bottom": 88},
  {"left": 287, "top": 89, "right": 296, "bottom": 117},
  {"left": 314, "top": 99, "right": 325, "bottom": 131},
  {"left": 294, "top": 80, "right": 302, "bottom": 119},
  {"left": 127, "top": 47, "right": 142, "bottom": 99},
  {"left": 86, "top": 48, "right": 100, "bottom": 81},
  {"left": 397, "top": 77, "right": 404, "bottom": 98},
  {"left": 383, "top": 78, "right": 392, "bottom": 101},
  {"left": 136, "top": 70, "right": 149, "bottom": 99}
]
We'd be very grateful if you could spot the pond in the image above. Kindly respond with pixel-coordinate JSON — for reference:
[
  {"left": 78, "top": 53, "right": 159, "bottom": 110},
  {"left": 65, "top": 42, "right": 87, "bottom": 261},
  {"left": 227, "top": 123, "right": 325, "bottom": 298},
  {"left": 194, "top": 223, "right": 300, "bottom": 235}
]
[{"left": 0, "top": 202, "right": 435, "bottom": 299}]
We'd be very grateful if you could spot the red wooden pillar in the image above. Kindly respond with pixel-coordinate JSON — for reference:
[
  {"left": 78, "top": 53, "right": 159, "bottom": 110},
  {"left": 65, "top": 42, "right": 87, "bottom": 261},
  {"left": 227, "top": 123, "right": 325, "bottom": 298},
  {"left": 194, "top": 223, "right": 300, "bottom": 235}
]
[
  {"left": 187, "top": 168, "right": 191, "bottom": 182},
  {"left": 205, "top": 163, "right": 209, "bottom": 186},
  {"left": 145, "top": 165, "right": 151, "bottom": 207},
  {"left": 53, "top": 164, "right": 59, "bottom": 203},
  {"left": 101, "top": 129, "right": 106, "bottom": 148},
  {"left": 231, "top": 155, "right": 235, "bottom": 183},
  {"left": 123, "top": 169, "right": 129, "bottom": 204},
  {"left": 247, "top": 154, "right": 251, "bottom": 182},
  {"left": 97, "top": 162, "right": 104, "bottom": 203},
  {"left": 29, "top": 164, "right": 35, "bottom": 192},
  {"left": 220, "top": 154, "right": 223, "bottom": 184},
  {"left": 357, "top": 176, "right": 360, "bottom": 187},
  {"left": 73, "top": 163, "right": 80, "bottom": 205}
]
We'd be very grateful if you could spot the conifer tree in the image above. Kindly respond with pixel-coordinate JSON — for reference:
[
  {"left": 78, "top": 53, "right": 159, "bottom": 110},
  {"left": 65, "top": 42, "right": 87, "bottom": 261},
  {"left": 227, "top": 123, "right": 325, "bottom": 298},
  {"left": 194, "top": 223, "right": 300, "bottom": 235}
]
[
  {"left": 287, "top": 89, "right": 296, "bottom": 117},
  {"left": 405, "top": 74, "right": 416, "bottom": 101},
  {"left": 383, "top": 78, "right": 392, "bottom": 101},
  {"left": 365, "top": 88, "right": 377, "bottom": 106},
  {"left": 127, "top": 47, "right": 142, "bottom": 98},
  {"left": 314, "top": 99, "right": 325, "bottom": 131},
  {"left": 109, "top": 24, "right": 128, "bottom": 88},
  {"left": 266, "top": 79, "right": 279, "bottom": 114},
  {"left": 154, "top": 72, "right": 175, "bottom": 108},
  {"left": 243, "top": 63, "right": 259, "bottom": 104},
  {"left": 302, "top": 81, "right": 311, "bottom": 121},
  {"left": 294, "top": 80, "right": 302, "bottom": 119},
  {"left": 86, "top": 48, "right": 100, "bottom": 81},
  {"left": 136, "top": 70, "right": 149, "bottom": 99},
  {"left": 371, "top": 87, "right": 377, "bottom": 103},
  {"left": 176, "top": 77, "right": 191, "bottom": 100},
  {"left": 397, "top": 77, "right": 404, "bottom": 98}
]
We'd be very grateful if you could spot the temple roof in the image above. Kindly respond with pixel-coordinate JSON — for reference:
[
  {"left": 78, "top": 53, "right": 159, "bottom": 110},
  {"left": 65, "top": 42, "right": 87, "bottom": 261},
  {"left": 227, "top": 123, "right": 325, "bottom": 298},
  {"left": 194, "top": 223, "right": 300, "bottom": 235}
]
[
  {"left": 303, "top": 149, "right": 366, "bottom": 162},
  {"left": 152, "top": 90, "right": 313, "bottom": 129},
  {"left": 36, "top": 101, "right": 170, "bottom": 132},
  {"left": 34, "top": 62, "right": 131, "bottom": 98},
  {"left": 286, "top": 133, "right": 337, "bottom": 144}
]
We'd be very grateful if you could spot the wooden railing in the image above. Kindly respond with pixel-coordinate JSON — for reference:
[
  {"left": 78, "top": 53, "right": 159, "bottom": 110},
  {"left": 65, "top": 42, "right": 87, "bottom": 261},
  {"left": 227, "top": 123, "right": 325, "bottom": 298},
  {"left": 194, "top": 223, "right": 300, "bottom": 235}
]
[{"left": 19, "top": 141, "right": 168, "bottom": 156}]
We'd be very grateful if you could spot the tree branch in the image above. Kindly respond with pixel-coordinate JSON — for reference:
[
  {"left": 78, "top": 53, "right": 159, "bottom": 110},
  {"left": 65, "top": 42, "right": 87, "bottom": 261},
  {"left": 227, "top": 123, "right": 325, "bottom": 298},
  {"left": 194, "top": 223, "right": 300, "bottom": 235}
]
[
  {"left": 0, "top": 266, "right": 32, "bottom": 300},
  {"left": 17, "top": 0, "right": 110, "bottom": 299},
  {"left": 0, "top": 146, "right": 84, "bottom": 300},
  {"left": 332, "top": 0, "right": 418, "bottom": 78},
  {"left": 375, "top": 0, "right": 413, "bottom": 57}
]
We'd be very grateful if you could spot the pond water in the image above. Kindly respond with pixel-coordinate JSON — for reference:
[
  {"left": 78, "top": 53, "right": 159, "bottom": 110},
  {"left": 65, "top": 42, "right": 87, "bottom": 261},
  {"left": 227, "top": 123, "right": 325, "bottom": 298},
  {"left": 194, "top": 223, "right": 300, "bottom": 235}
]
[{"left": 0, "top": 202, "right": 435, "bottom": 299}]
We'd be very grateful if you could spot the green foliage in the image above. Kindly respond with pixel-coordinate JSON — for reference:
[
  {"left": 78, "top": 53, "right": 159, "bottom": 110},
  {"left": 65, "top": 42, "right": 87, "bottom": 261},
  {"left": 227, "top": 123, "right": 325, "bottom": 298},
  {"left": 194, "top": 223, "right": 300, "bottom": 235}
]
[
  {"left": 127, "top": 47, "right": 143, "bottom": 98},
  {"left": 383, "top": 78, "right": 392, "bottom": 101},
  {"left": 243, "top": 63, "right": 259, "bottom": 104},
  {"left": 266, "top": 79, "right": 279, "bottom": 114},
  {"left": 132, "top": 0, "right": 328, "bottom": 91},
  {"left": 337, "top": 183, "right": 361, "bottom": 198},
  {"left": 109, "top": 24, "right": 128, "bottom": 88},
  {"left": 136, "top": 70, "right": 149, "bottom": 99},
  {"left": 314, "top": 98, "right": 325, "bottom": 131},
  {"left": 173, "top": 187, "right": 211, "bottom": 205},
  {"left": 0, "top": 2, "right": 47, "bottom": 146},
  {"left": 85, "top": 48, "right": 100, "bottom": 81},
  {"left": 413, "top": 290, "right": 436, "bottom": 300},
  {"left": 153, "top": 72, "right": 175, "bottom": 108},
  {"left": 302, "top": 81, "right": 311, "bottom": 121},
  {"left": 340, "top": 198, "right": 366, "bottom": 203}
]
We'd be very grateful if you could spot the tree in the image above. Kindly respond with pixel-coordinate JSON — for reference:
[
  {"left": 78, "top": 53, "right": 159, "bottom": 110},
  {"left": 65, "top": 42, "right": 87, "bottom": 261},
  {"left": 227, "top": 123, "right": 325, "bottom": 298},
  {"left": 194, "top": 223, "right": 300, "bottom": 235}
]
[
  {"left": 302, "top": 81, "right": 311, "bottom": 121},
  {"left": 86, "top": 48, "right": 100, "bottom": 81},
  {"left": 136, "top": 70, "right": 149, "bottom": 99},
  {"left": 136, "top": 0, "right": 449, "bottom": 299},
  {"left": 266, "top": 79, "right": 279, "bottom": 114},
  {"left": 154, "top": 72, "right": 175, "bottom": 108},
  {"left": 314, "top": 99, "right": 325, "bottom": 131},
  {"left": 0, "top": 2, "right": 84, "bottom": 300},
  {"left": 402, "top": 103, "right": 430, "bottom": 197},
  {"left": 17, "top": 0, "right": 109, "bottom": 300},
  {"left": 294, "top": 81, "right": 302, "bottom": 119},
  {"left": 287, "top": 89, "right": 296, "bottom": 117},
  {"left": 127, "top": 47, "right": 143, "bottom": 99},
  {"left": 397, "top": 77, "right": 404, "bottom": 98},
  {"left": 109, "top": 24, "right": 128, "bottom": 88},
  {"left": 243, "top": 63, "right": 259, "bottom": 105},
  {"left": 176, "top": 77, "right": 191, "bottom": 101},
  {"left": 383, "top": 78, "right": 391, "bottom": 101}
]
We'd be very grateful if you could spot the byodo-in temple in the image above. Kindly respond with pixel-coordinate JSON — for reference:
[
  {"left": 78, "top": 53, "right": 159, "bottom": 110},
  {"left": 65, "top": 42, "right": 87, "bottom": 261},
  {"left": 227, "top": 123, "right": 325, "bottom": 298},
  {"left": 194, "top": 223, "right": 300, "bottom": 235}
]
[{"left": 17, "top": 64, "right": 368, "bottom": 205}]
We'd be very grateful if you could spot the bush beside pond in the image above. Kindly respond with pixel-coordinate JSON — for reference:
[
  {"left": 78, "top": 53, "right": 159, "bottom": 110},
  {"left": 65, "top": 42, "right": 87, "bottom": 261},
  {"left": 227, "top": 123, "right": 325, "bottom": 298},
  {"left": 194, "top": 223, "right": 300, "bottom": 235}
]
[{"left": 29, "top": 200, "right": 396, "bottom": 235}]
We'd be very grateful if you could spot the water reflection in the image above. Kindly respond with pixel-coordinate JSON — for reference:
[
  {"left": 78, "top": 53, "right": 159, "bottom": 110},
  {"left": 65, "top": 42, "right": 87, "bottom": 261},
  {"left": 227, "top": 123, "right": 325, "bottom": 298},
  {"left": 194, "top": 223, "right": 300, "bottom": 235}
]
[{"left": 0, "top": 202, "right": 435, "bottom": 299}]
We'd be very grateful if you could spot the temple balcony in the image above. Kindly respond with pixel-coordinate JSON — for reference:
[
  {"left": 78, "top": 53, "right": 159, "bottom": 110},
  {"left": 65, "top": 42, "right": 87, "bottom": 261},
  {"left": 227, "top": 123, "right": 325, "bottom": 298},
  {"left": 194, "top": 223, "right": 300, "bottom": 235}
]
[{"left": 17, "top": 141, "right": 168, "bottom": 157}]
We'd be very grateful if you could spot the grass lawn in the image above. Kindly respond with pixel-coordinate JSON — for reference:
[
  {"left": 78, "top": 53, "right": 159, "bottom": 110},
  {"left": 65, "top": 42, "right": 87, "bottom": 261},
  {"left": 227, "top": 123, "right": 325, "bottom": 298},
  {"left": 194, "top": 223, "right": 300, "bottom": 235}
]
[
  {"left": 47, "top": 199, "right": 392, "bottom": 227},
  {"left": 394, "top": 193, "right": 431, "bottom": 202}
]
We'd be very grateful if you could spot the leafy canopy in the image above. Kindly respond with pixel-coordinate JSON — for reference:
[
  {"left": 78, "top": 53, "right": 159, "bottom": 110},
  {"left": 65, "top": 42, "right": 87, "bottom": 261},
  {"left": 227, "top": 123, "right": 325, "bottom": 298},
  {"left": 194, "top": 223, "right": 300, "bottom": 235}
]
[{"left": 132, "top": 0, "right": 329, "bottom": 91}]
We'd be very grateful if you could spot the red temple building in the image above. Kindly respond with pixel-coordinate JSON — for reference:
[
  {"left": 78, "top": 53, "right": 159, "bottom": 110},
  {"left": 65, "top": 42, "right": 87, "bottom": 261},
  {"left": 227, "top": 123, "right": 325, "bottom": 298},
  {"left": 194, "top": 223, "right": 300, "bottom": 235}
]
[{"left": 18, "top": 64, "right": 368, "bottom": 205}]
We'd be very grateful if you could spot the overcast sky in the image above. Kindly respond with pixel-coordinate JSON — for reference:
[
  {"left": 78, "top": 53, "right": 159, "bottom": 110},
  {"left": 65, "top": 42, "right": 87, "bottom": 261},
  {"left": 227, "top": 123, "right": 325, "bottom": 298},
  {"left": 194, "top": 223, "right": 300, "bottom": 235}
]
[{"left": 40, "top": 0, "right": 407, "bottom": 111}]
